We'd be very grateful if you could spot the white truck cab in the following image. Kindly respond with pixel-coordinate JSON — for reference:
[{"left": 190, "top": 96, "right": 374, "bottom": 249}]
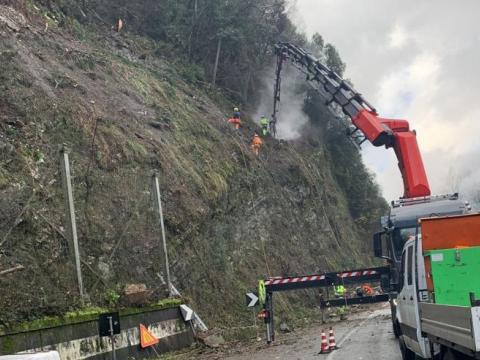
[
  {"left": 396, "top": 235, "right": 432, "bottom": 360},
  {"left": 394, "top": 213, "right": 480, "bottom": 360},
  {"left": 396, "top": 228, "right": 480, "bottom": 360}
]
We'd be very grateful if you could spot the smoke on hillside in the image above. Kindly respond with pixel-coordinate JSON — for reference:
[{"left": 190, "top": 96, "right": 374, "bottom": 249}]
[{"left": 254, "top": 64, "right": 309, "bottom": 140}]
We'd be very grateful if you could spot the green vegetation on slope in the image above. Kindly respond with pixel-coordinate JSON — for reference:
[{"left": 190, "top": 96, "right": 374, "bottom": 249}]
[
  {"left": 26, "top": 0, "right": 347, "bottom": 106},
  {"left": 0, "top": 1, "right": 386, "bottom": 331}
]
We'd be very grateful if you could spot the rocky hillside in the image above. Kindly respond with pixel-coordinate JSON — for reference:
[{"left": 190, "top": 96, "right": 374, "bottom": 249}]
[{"left": 0, "top": 2, "right": 387, "bottom": 329}]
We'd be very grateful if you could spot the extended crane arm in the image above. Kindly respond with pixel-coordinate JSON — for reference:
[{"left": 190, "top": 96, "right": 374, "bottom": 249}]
[{"left": 273, "top": 42, "right": 430, "bottom": 199}]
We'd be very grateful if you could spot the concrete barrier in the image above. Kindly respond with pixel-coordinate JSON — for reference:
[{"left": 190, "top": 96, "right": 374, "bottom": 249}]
[{"left": 0, "top": 304, "right": 194, "bottom": 359}]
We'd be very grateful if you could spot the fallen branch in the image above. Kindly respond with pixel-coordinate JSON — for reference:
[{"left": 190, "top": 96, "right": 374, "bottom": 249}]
[
  {"left": 80, "top": 259, "right": 107, "bottom": 286},
  {"left": 38, "top": 213, "right": 67, "bottom": 241},
  {"left": 0, "top": 265, "right": 25, "bottom": 276}
]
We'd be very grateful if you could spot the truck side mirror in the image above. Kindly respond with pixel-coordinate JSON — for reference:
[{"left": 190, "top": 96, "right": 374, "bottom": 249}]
[{"left": 373, "top": 232, "right": 391, "bottom": 261}]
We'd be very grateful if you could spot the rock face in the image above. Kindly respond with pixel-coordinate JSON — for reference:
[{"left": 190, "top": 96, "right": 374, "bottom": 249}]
[{"left": 0, "top": 4, "right": 386, "bottom": 327}]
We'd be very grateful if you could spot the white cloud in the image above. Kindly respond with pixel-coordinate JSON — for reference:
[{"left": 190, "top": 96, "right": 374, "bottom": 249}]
[{"left": 388, "top": 24, "right": 408, "bottom": 49}]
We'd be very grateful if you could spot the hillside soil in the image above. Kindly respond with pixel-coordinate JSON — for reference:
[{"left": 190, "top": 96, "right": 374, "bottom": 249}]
[{"left": 0, "top": 3, "right": 384, "bottom": 331}]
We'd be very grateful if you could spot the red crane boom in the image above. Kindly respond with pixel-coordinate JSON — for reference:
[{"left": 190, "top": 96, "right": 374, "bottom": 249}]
[{"left": 272, "top": 43, "right": 430, "bottom": 199}]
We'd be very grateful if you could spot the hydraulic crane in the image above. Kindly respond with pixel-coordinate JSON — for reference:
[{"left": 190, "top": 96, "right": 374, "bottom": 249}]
[
  {"left": 247, "top": 43, "right": 470, "bottom": 344},
  {"left": 272, "top": 42, "right": 430, "bottom": 199}
]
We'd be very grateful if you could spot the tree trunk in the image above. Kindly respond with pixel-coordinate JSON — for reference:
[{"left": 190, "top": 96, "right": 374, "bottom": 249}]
[
  {"left": 242, "top": 68, "right": 252, "bottom": 103},
  {"left": 212, "top": 37, "right": 222, "bottom": 85}
]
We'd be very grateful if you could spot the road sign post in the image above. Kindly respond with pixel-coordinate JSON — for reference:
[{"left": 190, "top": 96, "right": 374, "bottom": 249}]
[
  {"left": 265, "top": 292, "right": 274, "bottom": 344},
  {"left": 108, "top": 316, "right": 116, "bottom": 360},
  {"left": 99, "top": 312, "right": 120, "bottom": 360}
]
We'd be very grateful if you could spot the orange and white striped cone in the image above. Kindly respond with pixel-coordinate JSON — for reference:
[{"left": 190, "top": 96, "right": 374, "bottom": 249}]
[
  {"left": 328, "top": 327, "right": 338, "bottom": 350},
  {"left": 319, "top": 329, "right": 330, "bottom": 354}
]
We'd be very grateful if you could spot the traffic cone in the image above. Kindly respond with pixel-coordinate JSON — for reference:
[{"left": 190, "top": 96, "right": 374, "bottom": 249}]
[
  {"left": 328, "top": 327, "right": 338, "bottom": 350},
  {"left": 319, "top": 329, "right": 330, "bottom": 354}
]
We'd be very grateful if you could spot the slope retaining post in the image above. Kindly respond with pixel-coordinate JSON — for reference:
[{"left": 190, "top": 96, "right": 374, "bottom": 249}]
[
  {"left": 59, "top": 144, "right": 85, "bottom": 302},
  {"left": 152, "top": 172, "right": 172, "bottom": 296}
]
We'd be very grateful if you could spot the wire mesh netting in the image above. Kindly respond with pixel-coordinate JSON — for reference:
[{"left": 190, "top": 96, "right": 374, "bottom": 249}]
[
  {"left": 73, "top": 164, "right": 169, "bottom": 306},
  {"left": 0, "top": 150, "right": 169, "bottom": 323}
]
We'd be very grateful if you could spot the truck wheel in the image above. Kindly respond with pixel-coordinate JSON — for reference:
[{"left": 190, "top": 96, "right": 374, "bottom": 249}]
[
  {"left": 399, "top": 336, "right": 416, "bottom": 360},
  {"left": 442, "top": 348, "right": 467, "bottom": 360},
  {"left": 393, "top": 320, "right": 400, "bottom": 338},
  {"left": 442, "top": 349, "right": 456, "bottom": 360}
]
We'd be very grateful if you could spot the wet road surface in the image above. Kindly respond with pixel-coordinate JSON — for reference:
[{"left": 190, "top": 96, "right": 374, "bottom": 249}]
[{"left": 168, "top": 304, "right": 402, "bottom": 360}]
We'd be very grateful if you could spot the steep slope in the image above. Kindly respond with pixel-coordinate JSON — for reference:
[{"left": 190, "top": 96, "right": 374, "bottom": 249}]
[{"left": 0, "top": 4, "right": 386, "bottom": 329}]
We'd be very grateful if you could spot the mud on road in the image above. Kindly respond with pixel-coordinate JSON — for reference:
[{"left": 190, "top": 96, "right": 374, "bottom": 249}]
[{"left": 165, "top": 304, "right": 401, "bottom": 360}]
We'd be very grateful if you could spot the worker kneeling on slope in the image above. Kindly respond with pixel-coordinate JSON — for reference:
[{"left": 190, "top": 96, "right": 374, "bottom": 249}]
[{"left": 251, "top": 133, "right": 263, "bottom": 156}]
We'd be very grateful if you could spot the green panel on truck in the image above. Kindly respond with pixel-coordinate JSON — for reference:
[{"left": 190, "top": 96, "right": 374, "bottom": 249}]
[{"left": 426, "top": 246, "right": 480, "bottom": 306}]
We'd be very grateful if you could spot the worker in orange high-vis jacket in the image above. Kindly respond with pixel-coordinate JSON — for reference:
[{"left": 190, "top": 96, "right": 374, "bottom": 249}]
[
  {"left": 251, "top": 133, "right": 263, "bottom": 156},
  {"left": 362, "top": 284, "right": 374, "bottom": 296},
  {"left": 228, "top": 117, "right": 241, "bottom": 129}
]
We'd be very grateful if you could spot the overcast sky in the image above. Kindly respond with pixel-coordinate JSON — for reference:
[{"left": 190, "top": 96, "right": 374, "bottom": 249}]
[{"left": 289, "top": 0, "right": 480, "bottom": 201}]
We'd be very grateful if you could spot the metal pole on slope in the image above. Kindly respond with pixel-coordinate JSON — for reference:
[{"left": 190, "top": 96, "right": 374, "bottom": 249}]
[
  {"left": 60, "top": 145, "right": 85, "bottom": 302},
  {"left": 152, "top": 172, "right": 172, "bottom": 296},
  {"left": 212, "top": 37, "right": 222, "bottom": 85}
]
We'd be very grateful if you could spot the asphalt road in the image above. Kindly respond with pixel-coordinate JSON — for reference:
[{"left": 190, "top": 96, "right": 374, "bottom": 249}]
[
  {"left": 167, "top": 304, "right": 402, "bottom": 360},
  {"left": 324, "top": 306, "right": 402, "bottom": 360},
  {"left": 232, "top": 306, "right": 401, "bottom": 360}
]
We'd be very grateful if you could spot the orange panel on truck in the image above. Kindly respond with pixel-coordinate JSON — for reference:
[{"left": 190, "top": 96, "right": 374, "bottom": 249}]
[{"left": 421, "top": 213, "right": 480, "bottom": 251}]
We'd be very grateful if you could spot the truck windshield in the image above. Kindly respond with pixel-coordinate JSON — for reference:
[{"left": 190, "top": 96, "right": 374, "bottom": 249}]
[{"left": 392, "top": 227, "right": 417, "bottom": 259}]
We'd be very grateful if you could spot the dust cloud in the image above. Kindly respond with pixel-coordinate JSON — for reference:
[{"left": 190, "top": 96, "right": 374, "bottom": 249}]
[{"left": 254, "top": 64, "right": 309, "bottom": 140}]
